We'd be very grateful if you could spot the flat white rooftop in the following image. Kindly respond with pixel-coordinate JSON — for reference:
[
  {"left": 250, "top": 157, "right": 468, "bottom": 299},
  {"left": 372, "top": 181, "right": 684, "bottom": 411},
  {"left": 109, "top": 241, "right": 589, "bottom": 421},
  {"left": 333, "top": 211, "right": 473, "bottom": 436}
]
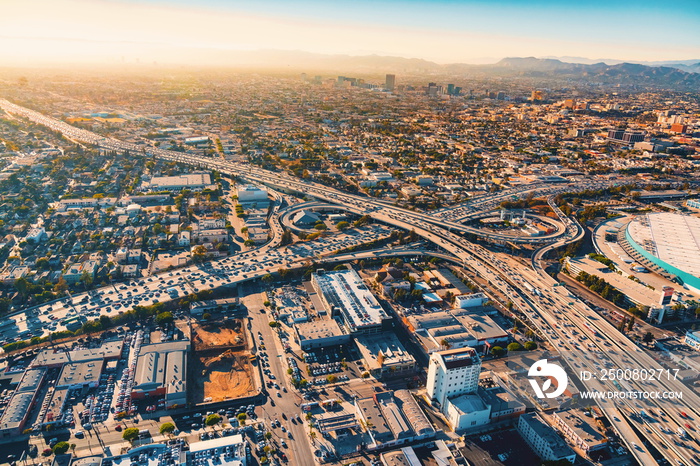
[
  {"left": 628, "top": 213, "right": 700, "bottom": 278},
  {"left": 189, "top": 434, "right": 244, "bottom": 452}
]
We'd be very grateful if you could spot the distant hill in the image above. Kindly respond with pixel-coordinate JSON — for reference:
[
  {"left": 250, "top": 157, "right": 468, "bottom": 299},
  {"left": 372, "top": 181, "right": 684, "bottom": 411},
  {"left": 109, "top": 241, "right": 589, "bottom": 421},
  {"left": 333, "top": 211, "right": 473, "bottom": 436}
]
[
  {"left": 483, "top": 57, "right": 700, "bottom": 89},
  {"left": 248, "top": 52, "right": 700, "bottom": 89},
  {"left": 131, "top": 48, "right": 700, "bottom": 90}
]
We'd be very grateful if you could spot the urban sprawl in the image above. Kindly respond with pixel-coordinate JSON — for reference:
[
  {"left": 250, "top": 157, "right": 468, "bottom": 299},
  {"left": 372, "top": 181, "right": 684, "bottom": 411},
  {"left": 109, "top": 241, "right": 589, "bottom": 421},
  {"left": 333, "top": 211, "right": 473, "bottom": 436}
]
[{"left": 0, "top": 70, "right": 699, "bottom": 466}]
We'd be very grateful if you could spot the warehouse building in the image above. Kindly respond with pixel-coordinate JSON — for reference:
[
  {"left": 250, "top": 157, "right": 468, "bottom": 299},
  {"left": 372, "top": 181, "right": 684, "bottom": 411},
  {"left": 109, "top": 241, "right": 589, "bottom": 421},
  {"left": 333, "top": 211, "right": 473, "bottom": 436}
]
[
  {"left": 236, "top": 184, "right": 269, "bottom": 206},
  {"left": 294, "top": 319, "right": 350, "bottom": 350},
  {"left": 311, "top": 269, "right": 391, "bottom": 335},
  {"left": 132, "top": 341, "right": 189, "bottom": 408},
  {"left": 0, "top": 368, "right": 46, "bottom": 438},
  {"left": 355, "top": 332, "right": 416, "bottom": 380},
  {"left": 409, "top": 310, "right": 508, "bottom": 354},
  {"left": 355, "top": 390, "right": 435, "bottom": 451},
  {"left": 147, "top": 173, "right": 214, "bottom": 192},
  {"left": 56, "top": 361, "right": 102, "bottom": 389}
]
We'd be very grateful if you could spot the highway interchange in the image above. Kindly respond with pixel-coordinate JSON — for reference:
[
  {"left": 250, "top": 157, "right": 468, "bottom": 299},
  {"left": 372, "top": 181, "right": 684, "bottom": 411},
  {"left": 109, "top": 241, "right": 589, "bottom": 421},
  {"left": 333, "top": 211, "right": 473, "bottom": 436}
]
[{"left": 2, "top": 99, "right": 700, "bottom": 465}]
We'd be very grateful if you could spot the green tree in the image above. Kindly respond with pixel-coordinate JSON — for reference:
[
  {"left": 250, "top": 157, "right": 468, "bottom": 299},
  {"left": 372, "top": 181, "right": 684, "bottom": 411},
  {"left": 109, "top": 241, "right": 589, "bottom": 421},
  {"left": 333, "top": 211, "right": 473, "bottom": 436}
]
[
  {"left": 14, "top": 276, "right": 30, "bottom": 299},
  {"left": 491, "top": 346, "right": 506, "bottom": 357},
  {"left": 80, "top": 270, "right": 94, "bottom": 289},
  {"left": 507, "top": 342, "right": 523, "bottom": 352},
  {"left": 36, "top": 257, "right": 50, "bottom": 270},
  {"left": 326, "top": 374, "right": 337, "bottom": 384},
  {"left": 52, "top": 442, "right": 70, "bottom": 455},
  {"left": 336, "top": 221, "right": 349, "bottom": 230},
  {"left": 192, "top": 245, "right": 208, "bottom": 263},
  {"left": 269, "top": 321, "right": 280, "bottom": 328},
  {"left": 99, "top": 315, "right": 112, "bottom": 329},
  {"left": 642, "top": 332, "right": 655, "bottom": 343},
  {"left": 122, "top": 427, "right": 140, "bottom": 442},
  {"left": 159, "top": 422, "right": 175, "bottom": 435},
  {"left": 261, "top": 273, "right": 273, "bottom": 283},
  {"left": 524, "top": 341, "right": 538, "bottom": 351},
  {"left": 205, "top": 414, "right": 221, "bottom": 426},
  {"left": 155, "top": 311, "right": 174, "bottom": 326}
]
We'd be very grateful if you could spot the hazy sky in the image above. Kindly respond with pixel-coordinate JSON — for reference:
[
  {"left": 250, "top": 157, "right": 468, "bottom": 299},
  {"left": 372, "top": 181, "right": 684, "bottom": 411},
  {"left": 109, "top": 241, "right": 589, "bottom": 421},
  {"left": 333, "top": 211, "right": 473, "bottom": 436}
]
[{"left": 2, "top": 0, "right": 699, "bottom": 66}]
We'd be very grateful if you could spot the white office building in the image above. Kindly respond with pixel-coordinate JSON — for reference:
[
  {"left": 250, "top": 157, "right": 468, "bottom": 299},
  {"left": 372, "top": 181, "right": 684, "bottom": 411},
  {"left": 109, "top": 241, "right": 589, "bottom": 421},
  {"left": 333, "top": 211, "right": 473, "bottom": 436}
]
[
  {"left": 426, "top": 347, "right": 481, "bottom": 409},
  {"left": 236, "top": 184, "right": 269, "bottom": 205}
]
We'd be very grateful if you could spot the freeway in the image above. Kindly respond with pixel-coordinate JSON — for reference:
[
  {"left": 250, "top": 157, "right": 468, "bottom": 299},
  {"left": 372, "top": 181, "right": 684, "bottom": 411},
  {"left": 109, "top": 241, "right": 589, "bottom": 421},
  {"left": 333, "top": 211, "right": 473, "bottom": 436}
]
[
  {"left": 430, "top": 180, "right": 619, "bottom": 224},
  {"left": 3, "top": 99, "right": 700, "bottom": 464},
  {"left": 1, "top": 221, "right": 396, "bottom": 343}
]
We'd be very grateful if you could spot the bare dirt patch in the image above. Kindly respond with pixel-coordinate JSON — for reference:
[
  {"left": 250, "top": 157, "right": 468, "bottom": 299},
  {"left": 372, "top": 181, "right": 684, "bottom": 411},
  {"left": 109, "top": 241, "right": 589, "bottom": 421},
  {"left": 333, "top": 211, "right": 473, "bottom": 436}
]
[
  {"left": 189, "top": 319, "right": 256, "bottom": 403},
  {"left": 192, "top": 319, "right": 246, "bottom": 351},
  {"left": 191, "top": 349, "right": 256, "bottom": 402}
]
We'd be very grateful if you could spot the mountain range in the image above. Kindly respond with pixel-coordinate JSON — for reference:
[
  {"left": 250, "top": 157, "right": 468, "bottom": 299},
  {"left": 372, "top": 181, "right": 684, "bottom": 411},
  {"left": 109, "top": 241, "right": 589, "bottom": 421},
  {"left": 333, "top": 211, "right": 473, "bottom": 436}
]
[
  {"left": 232, "top": 50, "right": 700, "bottom": 90},
  {"left": 188, "top": 49, "right": 698, "bottom": 88}
]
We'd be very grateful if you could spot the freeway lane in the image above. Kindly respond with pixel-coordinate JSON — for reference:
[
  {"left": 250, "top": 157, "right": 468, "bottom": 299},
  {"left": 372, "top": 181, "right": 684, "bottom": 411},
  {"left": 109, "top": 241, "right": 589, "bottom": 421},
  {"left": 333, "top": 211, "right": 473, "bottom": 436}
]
[{"left": 3, "top": 99, "right": 698, "bottom": 464}]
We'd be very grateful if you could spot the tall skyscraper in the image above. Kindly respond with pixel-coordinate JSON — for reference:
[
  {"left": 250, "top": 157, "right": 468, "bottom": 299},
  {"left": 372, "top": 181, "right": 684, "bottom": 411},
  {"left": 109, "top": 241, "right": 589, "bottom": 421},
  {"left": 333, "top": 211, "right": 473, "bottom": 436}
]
[{"left": 385, "top": 74, "right": 396, "bottom": 91}]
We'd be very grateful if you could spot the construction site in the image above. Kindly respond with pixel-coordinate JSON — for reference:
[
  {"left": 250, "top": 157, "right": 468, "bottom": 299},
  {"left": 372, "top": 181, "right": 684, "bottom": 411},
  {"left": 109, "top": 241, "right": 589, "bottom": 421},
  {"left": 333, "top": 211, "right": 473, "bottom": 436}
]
[{"left": 189, "top": 319, "right": 257, "bottom": 404}]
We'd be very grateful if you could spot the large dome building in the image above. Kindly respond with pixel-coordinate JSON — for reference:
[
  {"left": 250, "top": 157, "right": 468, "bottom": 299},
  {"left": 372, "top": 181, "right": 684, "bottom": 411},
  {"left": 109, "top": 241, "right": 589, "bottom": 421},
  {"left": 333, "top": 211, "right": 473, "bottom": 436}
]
[{"left": 623, "top": 212, "right": 700, "bottom": 294}]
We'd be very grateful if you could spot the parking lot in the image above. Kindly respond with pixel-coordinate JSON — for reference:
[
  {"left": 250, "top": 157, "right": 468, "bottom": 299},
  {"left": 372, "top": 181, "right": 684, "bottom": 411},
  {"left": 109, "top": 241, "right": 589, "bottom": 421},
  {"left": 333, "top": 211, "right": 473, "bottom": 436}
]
[{"left": 297, "top": 344, "right": 365, "bottom": 391}]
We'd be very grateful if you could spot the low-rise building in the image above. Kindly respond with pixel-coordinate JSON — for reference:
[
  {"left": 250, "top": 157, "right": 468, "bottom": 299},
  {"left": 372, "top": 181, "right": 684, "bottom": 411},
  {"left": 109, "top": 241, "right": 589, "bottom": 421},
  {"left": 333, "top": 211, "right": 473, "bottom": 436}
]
[
  {"left": 312, "top": 268, "right": 391, "bottom": 335},
  {"left": 445, "top": 393, "right": 491, "bottom": 431},
  {"left": 454, "top": 293, "right": 489, "bottom": 309},
  {"left": 122, "top": 264, "right": 140, "bottom": 278},
  {"left": 355, "top": 332, "right": 417, "bottom": 380},
  {"left": 188, "top": 434, "right": 246, "bottom": 466},
  {"left": 237, "top": 184, "right": 269, "bottom": 206},
  {"left": 194, "top": 229, "right": 228, "bottom": 244},
  {"left": 477, "top": 373, "right": 526, "bottom": 422},
  {"left": 294, "top": 319, "right": 350, "bottom": 351},
  {"left": 0, "top": 265, "right": 29, "bottom": 285},
  {"left": 552, "top": 409, "right": 607, "bottom": 454},
  {"left": 132, "top": 341, "right": 189, "bottom": 408},
  {"left": 148, "top": 173, "right": 213, "bottom": 192},
  {"left": 63, "top": 260, "right": 98, "bottom": 285},
  {"left": 0, "top": 368, "right": 46, "bottom": 438},
  {"left": 410, "top": 310, "right": 508, "bottom": 354},
  {"left": 517, "top": 413, "right": 576, "bottom": 464},
  {"left": 189, "top": 298, "right": 240, "bottom": 317},
  {"left": 684, "top": 330, "right": 700, "bottom": 350},
  {"left": 56, "top": 361, "right": 102, "bottom": 389},
  {"left": 355, "top": 390, "right": 435, "bottom": 451},
  {"left": 57, "top": 197, "right": 117, "bottom": 212}
]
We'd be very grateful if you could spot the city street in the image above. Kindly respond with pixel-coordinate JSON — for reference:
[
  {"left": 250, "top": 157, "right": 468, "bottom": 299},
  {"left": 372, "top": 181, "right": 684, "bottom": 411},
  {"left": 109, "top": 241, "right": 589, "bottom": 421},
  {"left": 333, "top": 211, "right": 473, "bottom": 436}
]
[{"left": 239, "top": 282, "right": 315, "bottom": 466}]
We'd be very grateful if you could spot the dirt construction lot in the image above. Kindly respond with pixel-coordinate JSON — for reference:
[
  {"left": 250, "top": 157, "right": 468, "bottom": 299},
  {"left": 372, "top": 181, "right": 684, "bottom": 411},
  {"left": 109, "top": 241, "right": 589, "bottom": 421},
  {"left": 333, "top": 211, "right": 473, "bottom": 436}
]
[
  {"left": 190, "top": 320, "right": 256, "bottom": 403},
  {"left": 192, "top": 320, "right": 246, "bottom": 350}
]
